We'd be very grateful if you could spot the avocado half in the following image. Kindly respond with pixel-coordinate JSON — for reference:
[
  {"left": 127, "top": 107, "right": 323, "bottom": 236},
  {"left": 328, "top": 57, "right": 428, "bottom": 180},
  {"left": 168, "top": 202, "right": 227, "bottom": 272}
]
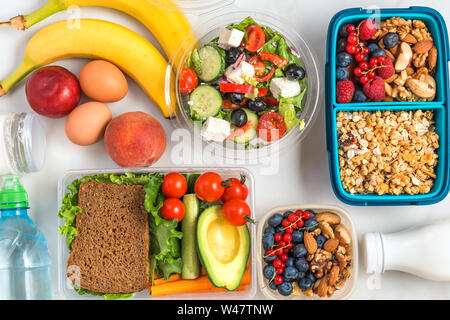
[{"left": 196, "top": 205, "right": 250, "bottom": 291}]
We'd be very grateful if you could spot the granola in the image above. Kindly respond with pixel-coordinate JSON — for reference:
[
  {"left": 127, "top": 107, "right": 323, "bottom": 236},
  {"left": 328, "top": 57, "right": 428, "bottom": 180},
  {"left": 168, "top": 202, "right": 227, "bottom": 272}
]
[{"left": 337, "top": 110, "right": 439, "bottom": 195}]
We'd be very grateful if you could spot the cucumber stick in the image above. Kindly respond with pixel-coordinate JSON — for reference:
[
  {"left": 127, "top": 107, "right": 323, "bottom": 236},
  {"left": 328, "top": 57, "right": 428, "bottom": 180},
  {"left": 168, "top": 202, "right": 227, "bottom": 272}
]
[{"left": 181, "top": 194, "right": 201, "bottom": 279}]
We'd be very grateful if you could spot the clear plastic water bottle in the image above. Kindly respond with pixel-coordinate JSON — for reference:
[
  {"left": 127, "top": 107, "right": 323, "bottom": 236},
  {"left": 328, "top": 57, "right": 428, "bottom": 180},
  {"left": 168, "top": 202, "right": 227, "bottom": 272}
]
[{"left": 0, "top": 175, "right": 52, "bottom": 299}]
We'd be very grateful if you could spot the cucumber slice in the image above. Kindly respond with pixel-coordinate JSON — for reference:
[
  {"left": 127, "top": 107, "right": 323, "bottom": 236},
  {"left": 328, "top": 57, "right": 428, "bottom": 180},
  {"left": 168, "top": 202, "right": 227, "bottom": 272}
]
[
  {"left": 181, "top": 194, "right": 201, "bottom": 280},
  {"left": 196, "top": 46, "right": 225, "bottom": 82},
  {"left": 189, "top": 85, "right": 223, "bottom": 120},
  {"left": 234, "top": 108, "right": 258, "bottom": 144}
]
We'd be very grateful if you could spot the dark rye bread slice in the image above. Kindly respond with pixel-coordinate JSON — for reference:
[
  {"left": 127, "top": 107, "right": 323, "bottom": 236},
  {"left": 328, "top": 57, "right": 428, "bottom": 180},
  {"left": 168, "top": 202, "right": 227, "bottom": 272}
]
[{"left": 67, "top": 181, "right": 149, "bottom": 294}]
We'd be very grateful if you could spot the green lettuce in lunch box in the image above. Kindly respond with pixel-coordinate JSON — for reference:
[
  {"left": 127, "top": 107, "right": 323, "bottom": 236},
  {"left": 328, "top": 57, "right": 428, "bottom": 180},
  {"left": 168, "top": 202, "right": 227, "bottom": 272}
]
[{"left": 58, "top": 172, "right": 183, "bottom": 299}]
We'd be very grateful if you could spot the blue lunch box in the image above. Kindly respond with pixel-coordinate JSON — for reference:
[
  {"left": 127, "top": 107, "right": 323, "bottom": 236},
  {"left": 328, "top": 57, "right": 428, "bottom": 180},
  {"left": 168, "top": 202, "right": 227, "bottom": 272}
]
[{"left": 325, "top": 7, "right": 450, "bottom": 206}]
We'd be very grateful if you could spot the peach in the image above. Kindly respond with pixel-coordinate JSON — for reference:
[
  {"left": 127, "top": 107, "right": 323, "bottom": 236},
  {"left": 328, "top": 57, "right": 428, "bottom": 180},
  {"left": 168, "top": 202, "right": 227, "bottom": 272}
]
[{"left": 104, "top": 111, "right": 166, "bottom": 167}]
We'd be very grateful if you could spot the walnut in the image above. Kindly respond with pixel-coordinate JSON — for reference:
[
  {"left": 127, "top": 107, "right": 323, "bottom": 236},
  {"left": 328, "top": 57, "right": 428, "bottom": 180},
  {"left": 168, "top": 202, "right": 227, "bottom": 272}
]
[{"left": 413, "top": 52, "right": 428, "bottom": 68}]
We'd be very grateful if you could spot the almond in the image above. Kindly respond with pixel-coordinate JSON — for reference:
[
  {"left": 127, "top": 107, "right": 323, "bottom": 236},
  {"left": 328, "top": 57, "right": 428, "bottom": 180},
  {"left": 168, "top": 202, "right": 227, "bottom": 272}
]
[
  {"left": 390, "top": 44, "right": 399, "bottom": 56},
  {"left": 402, "top": 33, "right": 417, "bottom": 44},
  {"left": 315, "top": 211, "right": 341, "bottom": 225},
  {"left": 328, "top": 265, "right": 340, "bottom": 286},
  {"left": 323, "top": 239, "right": 339, "bottom": 252},
  {"left": 428, "top": 45, "right": 438, "bottom": 71},
  {"left": 385, "top": 73, "right": 398, "bottom": 83},
  {"left": 385, "top": 50, "right": 396, "bottom": 62},
  {"left": 413, "top": 39, "right": 433, "bottom": 54},
  {"left": 395, "top": 42, "right": 413, "bottom": 72},
  {"left": 304, "top": 232, "right": 317, "bottom": 254},
  {"left": 405, "top": 66, "right": 415, "bottom": 76},
  {"left": 316, "top": 277, "right": 328, "bottom": 298}
]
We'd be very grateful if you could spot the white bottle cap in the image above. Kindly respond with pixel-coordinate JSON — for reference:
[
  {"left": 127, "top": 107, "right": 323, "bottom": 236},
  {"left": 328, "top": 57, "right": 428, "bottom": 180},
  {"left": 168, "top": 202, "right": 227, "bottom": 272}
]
[{"left": 362, "top": 232, "right": 385, "bottom": 274}]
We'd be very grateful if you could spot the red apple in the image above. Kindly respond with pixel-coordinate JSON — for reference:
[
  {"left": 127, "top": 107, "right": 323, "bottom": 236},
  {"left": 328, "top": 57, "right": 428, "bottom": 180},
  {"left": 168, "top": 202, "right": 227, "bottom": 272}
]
[{"left": 26, "top": 66, "right": 81, "bottom": 118}]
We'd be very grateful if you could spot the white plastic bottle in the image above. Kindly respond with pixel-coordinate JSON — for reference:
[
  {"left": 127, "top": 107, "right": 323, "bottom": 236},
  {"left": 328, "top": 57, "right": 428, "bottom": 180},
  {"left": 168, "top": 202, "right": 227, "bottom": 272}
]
[{"left": 362, "top": 220, "right": 450, "bottom": 281}]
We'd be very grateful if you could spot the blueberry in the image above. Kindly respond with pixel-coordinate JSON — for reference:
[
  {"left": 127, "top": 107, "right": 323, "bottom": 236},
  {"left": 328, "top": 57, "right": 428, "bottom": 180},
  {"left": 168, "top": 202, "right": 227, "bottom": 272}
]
[
  {"left": 367, "top": 42, "right": 379, "bottom": 54},
  {"left": 264, "top": 226, "right": 276, "bottom": 234},
  {"left": 278, "top": 282, "right": 293, "bottom": 296},
  {"left": 298, "top": 277, "right": 314, "bottom": 291},
  {"left": 283, "top": 210, "right": 294, "bottom": 219},
  {"left": 315, "top": 235, "right": 327, "bottom": 248},
  {"left": 263, "top": 265, "right": 275, "bottom": 280},
  {"left": 370, "top": 48, "right": 387, "bottom": 59},
  {"left": 383, "top": 32, "right": 399, "bottom": 49},
  {"left": 262, "top": 233, "right": 274, "bottom": 250},
  {"left": 268, "top": 281, "right": 278, "bottom": 290},
  {"left": 304, "top": 218, "right": 318, "bottom": 231},
  {"left": 285, "top": 256, "right": 295, "bottom": 268},
  {"left": 294, "top": 257, "right": 309, "bottom": 272},
  {"left": 297, "top": 271, "right": 306, "bottom": 280},
  {"left": 352, "top": 88, "right": 367, "bottom": 103},
  {"left": 268, "top": 213, "right": 283, "bottom": 227},
  {"left": 292, "top": 244, "right": 307, "bottom": 258},
  {"left": 337, "top": 38, "right": 347, "bottom": 53},
  {"left": 264, "top": 252, "right": 277, "bottom": 264},
  {"left": 336, "top": 52, "right": 353, "bottom": 67},
  {"left": 305, "top": 272, "right": 316, "bottom": 283},
  {"left": 275, "top": 225, "right": 285, "bottom": 234},
  {"left": 338, "top": 23, "right": 351, "bottom": 38},
  {"left": 336, "top": 67, "right": 349, "bottom": 81},
  {"left": 283, "top": 267, "right": 299, "bottom": 282},
  {"left": 285, "top": 64, "right": 306, "bottom": 81},
  {"left": 291, "top": 230, "right": 303, "bottom": 244}
]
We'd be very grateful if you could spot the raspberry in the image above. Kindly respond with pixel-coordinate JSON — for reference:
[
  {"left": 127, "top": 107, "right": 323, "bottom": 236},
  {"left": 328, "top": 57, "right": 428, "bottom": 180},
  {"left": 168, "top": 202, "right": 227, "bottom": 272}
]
[
  {"left": 377, "top": 58, "right": 395, "bottom": 79},
  {"left": 336, "top": 80, "right": 355, "bottom": 103},
  {"left": 363, "top": 76, "right": 385, "bottom": 102},
  {"left": 359, "top": 19, "right": 377, "bottom": 40}
]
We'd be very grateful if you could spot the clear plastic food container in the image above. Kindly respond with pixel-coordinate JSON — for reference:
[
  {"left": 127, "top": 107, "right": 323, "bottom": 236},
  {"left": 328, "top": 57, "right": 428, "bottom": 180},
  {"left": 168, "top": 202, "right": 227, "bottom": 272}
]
[
  {"left": 165, "top": 4, "right": 321, "bottom": 160},
  {"left": 256, "top": 204, "right": 358, "bottom": 300},
  {"left": 57, "top": 167, "right": 256, "bottom": 300}
]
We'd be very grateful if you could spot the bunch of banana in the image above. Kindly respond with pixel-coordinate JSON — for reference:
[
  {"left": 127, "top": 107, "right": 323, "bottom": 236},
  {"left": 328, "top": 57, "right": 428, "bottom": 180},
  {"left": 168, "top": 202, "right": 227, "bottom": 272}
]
[{"left": 0, "top": 0, "right": 197, "bottom": 118}]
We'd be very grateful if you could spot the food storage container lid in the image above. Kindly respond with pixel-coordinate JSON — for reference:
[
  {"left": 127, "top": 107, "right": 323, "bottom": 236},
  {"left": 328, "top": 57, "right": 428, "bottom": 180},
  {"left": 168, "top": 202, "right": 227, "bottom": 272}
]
[
  {"left": 22, "top": 113, "right": 46, "bottom": 173},
  {"left": 362, "top": 232, "right": 384, "bottom": 274}
]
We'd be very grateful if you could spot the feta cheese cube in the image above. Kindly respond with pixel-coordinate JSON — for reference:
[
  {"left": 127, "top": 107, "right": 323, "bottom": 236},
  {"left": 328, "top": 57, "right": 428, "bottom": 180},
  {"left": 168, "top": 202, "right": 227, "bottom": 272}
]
[
  {"left": 225, "top": 61, "right": 255, "bottom": 84},
  {"left": 269, "top": 77, "right": 301, "bottom": 98},
  {"left": 218, "top": 27, "right": 245, "bottom": 48},
  {"left": 201, "top": 117, "right": 231, "bottom": 142}
]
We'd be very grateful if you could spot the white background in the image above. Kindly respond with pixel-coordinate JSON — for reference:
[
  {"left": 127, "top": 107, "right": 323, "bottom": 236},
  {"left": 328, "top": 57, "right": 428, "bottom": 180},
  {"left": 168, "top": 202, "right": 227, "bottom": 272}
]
[{"left": 1, "top": 0, "right": 450, "bottom": 300}]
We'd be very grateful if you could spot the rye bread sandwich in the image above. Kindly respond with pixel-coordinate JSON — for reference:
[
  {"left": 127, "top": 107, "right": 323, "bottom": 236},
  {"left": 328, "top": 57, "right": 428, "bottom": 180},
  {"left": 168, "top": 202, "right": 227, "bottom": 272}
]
[{"left": 58, "top": 172, "right": 182, "bottom": 300}]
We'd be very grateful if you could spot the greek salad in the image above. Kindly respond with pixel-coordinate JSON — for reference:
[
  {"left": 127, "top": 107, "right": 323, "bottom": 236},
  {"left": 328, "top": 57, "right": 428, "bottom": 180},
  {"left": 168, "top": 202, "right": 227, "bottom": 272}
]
[{"left": 179, "top": 17, "right": 308, "bottom": 147}]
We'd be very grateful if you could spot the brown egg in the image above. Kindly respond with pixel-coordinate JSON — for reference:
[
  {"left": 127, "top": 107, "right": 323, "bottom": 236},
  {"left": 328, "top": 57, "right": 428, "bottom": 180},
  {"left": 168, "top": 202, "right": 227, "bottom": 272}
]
[
  {"left": 79, "top": 60, "right": 128, "bottom": 102},
  {"left": 65, "top": 102, "right": 112, "bottom": 146}
]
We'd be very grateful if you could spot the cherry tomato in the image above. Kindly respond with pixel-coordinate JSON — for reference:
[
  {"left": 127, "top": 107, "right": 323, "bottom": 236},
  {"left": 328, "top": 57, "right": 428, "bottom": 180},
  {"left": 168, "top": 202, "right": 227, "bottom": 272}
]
[
  {"left": 221, "top": 176, "right": 249, "bottom": 202},
  {"left": 255, "top": 67, "right": 275, "bottom": 83},
  {"left": 244, "top": 25, "right": 266, "bottom": 52},
  {"left": 161, "top": 172, "right": 188, "bottom": 198},
  {"left": 221, "top": 199, "right": 252, "bottom": 226},
  {"left": 249, "top": 55, "right": 266, "bottom": 76},
  {"left": 257, "top": 112, "right": 287, "bottom": 142},
  {"left": 179, "top": 67, "right": 198, "bottom": 94},
  {"left": 160, "top": 198, "right": 185, "bottom": 222},
  {"left": 194, "top": 172, "right": 225, "bottom": 202}
]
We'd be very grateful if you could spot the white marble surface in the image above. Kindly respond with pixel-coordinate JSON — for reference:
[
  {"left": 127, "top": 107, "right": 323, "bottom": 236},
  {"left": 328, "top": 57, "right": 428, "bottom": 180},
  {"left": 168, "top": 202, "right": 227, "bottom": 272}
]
[{"left": 1, "top": 0, "right": 450, "bottom": 300}]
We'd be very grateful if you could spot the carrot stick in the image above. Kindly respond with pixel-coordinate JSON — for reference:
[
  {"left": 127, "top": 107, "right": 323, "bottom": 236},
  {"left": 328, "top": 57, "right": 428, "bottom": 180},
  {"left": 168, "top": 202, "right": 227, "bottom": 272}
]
[
  {"left": 153, "top": 273, "right": 181, "bottom": 285},
  {"left": 151, "top": 269, "right": 250, "bottom": 297}
]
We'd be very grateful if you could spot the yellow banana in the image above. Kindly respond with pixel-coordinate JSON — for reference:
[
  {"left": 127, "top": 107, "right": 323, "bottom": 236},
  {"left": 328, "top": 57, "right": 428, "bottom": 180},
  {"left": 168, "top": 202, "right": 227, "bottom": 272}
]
[
  {"left": 0, "top": 19, "right": 176, "bottom": 118},
  {"left": 0, "top": 0, "right": 196, "bottom": 68}
]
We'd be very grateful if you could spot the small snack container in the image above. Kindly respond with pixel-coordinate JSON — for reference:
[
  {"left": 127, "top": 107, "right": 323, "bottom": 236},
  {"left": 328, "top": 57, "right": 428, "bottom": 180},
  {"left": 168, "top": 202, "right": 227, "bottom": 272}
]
[
  {"left": 57, "top": 167, "right": 256, "bottom": 300},
  {"left": 256, "top": 204, "right": 358, "bottom": 300},
  {"left": 325, "top": 7, "right": 450, "bottom": 205}
]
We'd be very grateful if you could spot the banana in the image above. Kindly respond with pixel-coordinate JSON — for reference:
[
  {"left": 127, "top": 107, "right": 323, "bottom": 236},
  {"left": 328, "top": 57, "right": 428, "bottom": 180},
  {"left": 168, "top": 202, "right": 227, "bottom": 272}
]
[
  {"left": 0, "top": 19, "right": 176, "bottom": 118},
  {"left": 0, "top": 0, "right": 196, "bottom": 68}
]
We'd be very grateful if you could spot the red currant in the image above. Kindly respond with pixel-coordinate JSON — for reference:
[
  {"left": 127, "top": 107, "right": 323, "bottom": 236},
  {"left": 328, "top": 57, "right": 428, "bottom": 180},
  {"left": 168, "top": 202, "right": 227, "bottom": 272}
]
[
  {"left": 273, "top": 259, "right": 283, "bottom": 268},
  {"left": 302, "top": 211, "right": 312, "bottom": 220},
  {"left": 283, "top": 233, "right": 292, "bottom": 243},
  {"left": 286, "top": 243, "right": 294, "bottom": 250},
  {"left": 367, "top": 70, "right": 376, "bottom": 79},
  {"left": 280, "top": 254, "right": 289, "bottom": 262},
  {"left": 267, "top": 249, "right": 275, "bottom": 257},
  {"left": 274, "top": 276, "right": 283, "bottom": 285},
  {"left": 353, "top": 67, "right": 362, "bottom": 76},
  {"left": 281, "top": 219, "right": 290, "bottom": 227},
  {"left": 280, "top": 262, "right": 286, "bottom": 269},
  {"left": 355, "top": 53, "right": 365, "bottom": 62},
  {"left": 369, "top": 58, "right": 378, "bottom": 68},
  {"left": 356, "top": 46, "right": 362, "bottom": 53},
  {"left": 296, "top": 219, "right": 305, "bottom": 228},
  {"left": 285, "top": 227, "right": 294, "bottom": 234},
  {"left": 347, "top": 35, "right": 358, "bottom": 45},
  {"left": 360, "top": 74, "right": 369, "bottom": 84},
  {"left": 276, "top": 268, "right": 284, "bottom": 275},
  {"left": 288, "top": 213, "right": 298, "bottom": 223},
  {"left": 294, "top": 209, "right": 303, "bottom": 217},
  {"left": 362, "top": 46, "right": 369, "bottom": 55},
  {"left": 274, "top": 233, "right": 282, "bottom": 243},
  {"left": 346, "top": 44, "right": 357, "bottom": 54},
  {"left": 346, "top": 24, "right": 356, "bottom": 33},
  {"left": 377, "top": 56, "right": 387, "bottom": 64},
  {"left": 278, "top": 241, "right": 286, "bottom": 248},
  {"left": 359, "top": 61, "right": 369, "bottom": 70}
]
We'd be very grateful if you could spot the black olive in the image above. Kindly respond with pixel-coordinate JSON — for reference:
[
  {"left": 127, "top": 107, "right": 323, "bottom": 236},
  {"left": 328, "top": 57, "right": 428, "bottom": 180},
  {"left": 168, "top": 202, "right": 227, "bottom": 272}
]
[
  {"left": 226, "top": 47, "right": 243, "bottom": 65},
  {"left": 229, "top": 92, "right": 245, "bottom": 105},
  {"left": 212, "top": 83, "right": 227, "bottom": 98},
  {"left": 231, "top": 109, "right": 248, "bottom": 127},
  {"left": 285, "top": 64, "right": 306, "bottom": 81},
  {"left": 247, "top": 97, "right": 267, "bottom": 112}
]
